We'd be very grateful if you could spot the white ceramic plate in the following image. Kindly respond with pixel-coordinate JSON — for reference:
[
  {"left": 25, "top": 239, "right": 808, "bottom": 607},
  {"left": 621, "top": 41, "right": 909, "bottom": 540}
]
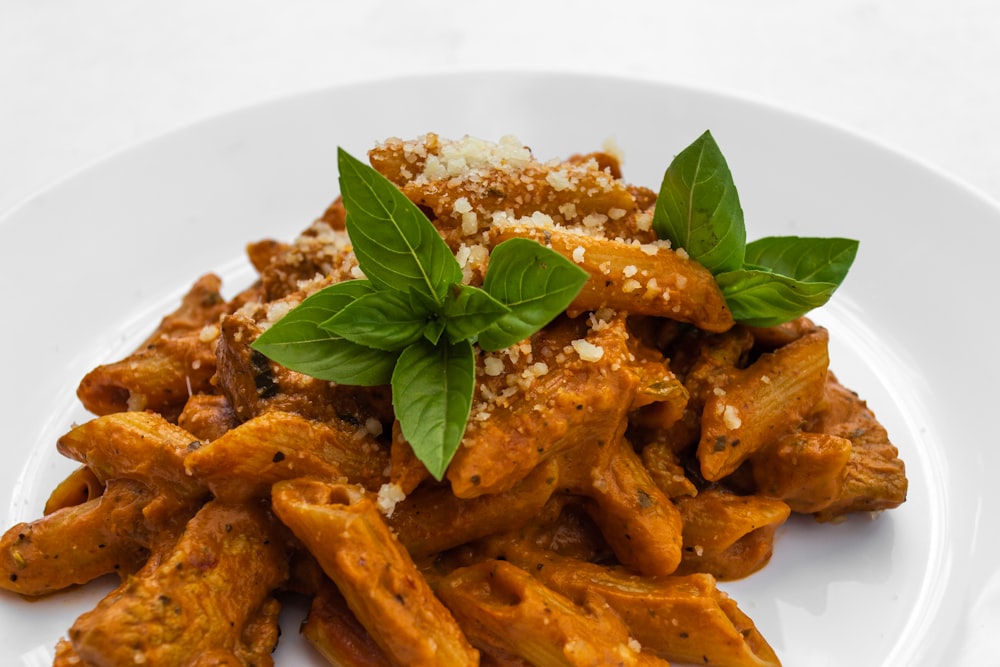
[{"left": 1, "top": 72, "right": 997, "bottom": 666}]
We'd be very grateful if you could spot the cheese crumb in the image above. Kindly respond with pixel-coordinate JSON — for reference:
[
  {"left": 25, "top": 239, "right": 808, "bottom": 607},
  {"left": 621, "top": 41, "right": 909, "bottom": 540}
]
[
  {"left": 546, "top": 169, "right": 572, "bottom": 191},
  {"left": 722, "top": 405, "right": 743, "bottom": 430},
  {"left": 483, "top": 355, "right": 505, "bottom": 377},
  {"left": 581, "top": 212, "right": 608, "bottom": 230},
  {"left": 376, "top": 483, "right": 406, "bottom": 518},
  {"left": 199, "top": 324, "right": 220, "bottom": 343},
  {"left": 572, "top": 246, "right": 586, "bottom": 263},
  {"left": 571, "top": 339, "right": 604, "bottom": 362},
  {"left": 365, "top": 417, "right": 383, "bottom": 437}
]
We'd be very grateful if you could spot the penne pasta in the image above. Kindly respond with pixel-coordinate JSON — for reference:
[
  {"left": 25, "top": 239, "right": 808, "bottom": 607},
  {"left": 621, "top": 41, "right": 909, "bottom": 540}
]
[
  {"left": 388, "top": 459, "right": 559, "bottom": 558},
  {"left": 555, "top": 430, "right": 684, "bottom": 577},
  {"left": 66, "top": 499, "right": 287, "bottom": 666},
  {"left": 271, "top": 477, "right": 479, "bottom": 666},
  {"left": 184, "top": 410, "right": 390, "bottom": 502},
  {"left": 673, "top": 488, "right": 791, "bottom": 580},
  {"left": 56, "top": 411, "right": 207, "bottom": 500},
  {"left": 697, "top": 327, "right": 830, "bottom": 481},
  {"left": 437, "top": 559, "right": 668, "bottom": 667},
  {"left": 490, "top": 222, "right": 734, "bottom": 332},
  {"left": 43, "top": 464, "right": 103, "bottom": 515},
  {"left": 1, "top": 479, "right": 152, "bottom": 596},
  {"left": 496, "top": 549, "right": 780, "bottom": 667},
  {"left": 301, "top": 579, "right": 394, "bottom": 667}
]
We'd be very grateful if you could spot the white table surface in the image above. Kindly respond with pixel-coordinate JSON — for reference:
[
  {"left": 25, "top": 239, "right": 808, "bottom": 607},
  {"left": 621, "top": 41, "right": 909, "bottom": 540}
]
[{"left": 3, "top": 0, "right": 1000, "bottom": 217}]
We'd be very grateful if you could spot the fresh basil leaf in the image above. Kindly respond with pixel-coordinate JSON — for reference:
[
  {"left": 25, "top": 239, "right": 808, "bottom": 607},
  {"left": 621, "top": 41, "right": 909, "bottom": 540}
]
[
  {"left": 338, "top": 148, "right": 462, "bottom": 304},
  {"left": 653, "top": 130, "right": 746, "bottom": 273},
  {"left": 744, "top": 236, "right": 858, "bottom": 285},
  {"left": 423, "top": 316, "right": 447, "bottom": 345},
  {"left": 251, "top": 280, "right": 396, "bottom": 385},
  {"left": 441, "top": 284, "right": 511, "bottom": 345},
  {"left": 392, "top": 338, "right": 475, "bottom": 480},
  {"left": 477, "top": 237, "right": 589, "bottom": 351},
  {"left": 322, "top": 289, "right": 430, "bottom": 352},
  {"left": 716, "top": 268, "right": 841, "bottom": 327}
]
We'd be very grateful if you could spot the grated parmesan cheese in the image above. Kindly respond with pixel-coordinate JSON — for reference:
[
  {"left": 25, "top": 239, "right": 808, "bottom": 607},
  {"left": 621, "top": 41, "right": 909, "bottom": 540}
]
[
  {"left": 722, "top": 405, "right": 743, "bottom": 430},
  {"left": 571, "top": 339, "right": 604, "bottom": 362},
  {"left": 376, "top": 483, "right": 406, "bottom": 517},
  {"left": 482, "top": 355, "right": 505, "bottom": 377}
]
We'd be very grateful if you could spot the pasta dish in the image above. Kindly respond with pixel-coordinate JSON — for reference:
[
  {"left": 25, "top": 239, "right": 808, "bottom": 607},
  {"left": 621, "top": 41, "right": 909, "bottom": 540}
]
[{"left": 0, "top": 133, "right": 908, "bottom": 666}]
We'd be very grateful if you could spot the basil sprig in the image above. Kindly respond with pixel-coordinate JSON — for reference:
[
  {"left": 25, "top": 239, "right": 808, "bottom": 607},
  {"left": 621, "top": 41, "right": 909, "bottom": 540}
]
[
  {"left": 653, "top": 130, "right": 858, "bottom": 327},
  {"left": 252, "top": 148, "right": 588, "bottom": 480}
]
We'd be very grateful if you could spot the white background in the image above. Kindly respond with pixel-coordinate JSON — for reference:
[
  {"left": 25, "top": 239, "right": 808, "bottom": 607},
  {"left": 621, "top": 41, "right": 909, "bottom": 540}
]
[{"left": 2, "top": 0, "right": 999, "bottom": 216}]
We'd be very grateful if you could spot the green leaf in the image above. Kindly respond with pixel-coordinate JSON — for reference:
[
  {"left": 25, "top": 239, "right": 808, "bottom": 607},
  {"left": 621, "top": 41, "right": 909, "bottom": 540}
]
[
  {"left": 744, "top": 236, "right": 858, "bottom": 285},
  {"left": 653, "top": 130, "right": 746, "bottom": 273},
  {"left": 391, "top": 338, "right": 475, "bottom": 480},
  {"left": 716, "top": 268, "right": 842, "bottom": 327},
  {"left": 322, "top": 289, "right": 431, "bottom": 352},
  {"left": 338, "top": 148, "right": 462, "bottom": 304},
  {"left": 250, "top": 280, "right": 397, "bottom": 385},
  {"left": 477, "top": 238, "right": 589, "bottom": 351},
  {"left": 423, "top": 316, "right": 447, "bottom": 345},
  {"left": 441, "top": 284, "right": 511, "bottom": 344}
]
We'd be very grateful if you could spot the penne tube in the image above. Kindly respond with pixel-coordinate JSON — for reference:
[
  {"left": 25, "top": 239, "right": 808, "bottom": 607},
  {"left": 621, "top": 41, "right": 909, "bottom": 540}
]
[
  {"left": 56, "top": 411, "right": 207, "bottom": 500},
  {"left": 184, "top": 410, "right": 390, "bottom": 502},
  {"left": 43, "top": 464, "right": 103, "bottom": 515},
  {"left": 697, "top": 327, "right": 830, "bottom": 481},
  {"left": 496, "top": 549, "right": 781, "bottom": 667},
  {"left": 449, "top": 313, "right": 651, "bottom": 498},
  {"left": 388, "top": 459, "right": 559, "bottom": 558},
  {"left": 556, "top": 432, "right": 684, "bottom": 577},
  {"left": 68, "top": 500, "right": 288, "bottom": 666},
  {"left": 301, "top": 580, "right": 394, "bottom": 667},
  {"left": 437, "top": 559, "right": 668, "bottom": 667},
  {"left": 491, "top": 223, "right": 734, "bottom": 332},
  {"left": 369, "top": 134, "right": 643, "bottom": 247},
  {"left": 673, "top": 488, "right": 791, "bottom": 580},
  {"left": 1, "top": 479, "right": 152, "bottom": 596},
  {"left": 271, "top": 477, "right": 479, "bottom": 666},
  {"left": 76, "top": 333, "right": 218, "bottom": 420},
  {"left": 653, "top": 325, "right": 756, "bottom": 453}
]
